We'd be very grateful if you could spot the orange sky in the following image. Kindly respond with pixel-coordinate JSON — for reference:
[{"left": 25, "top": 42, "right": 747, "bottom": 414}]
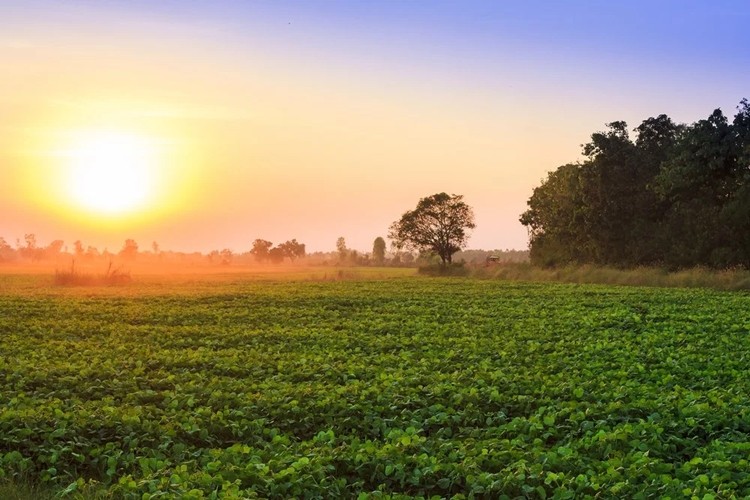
[{"left": 2, "top": 2, "right": 748, "bottom": 253}]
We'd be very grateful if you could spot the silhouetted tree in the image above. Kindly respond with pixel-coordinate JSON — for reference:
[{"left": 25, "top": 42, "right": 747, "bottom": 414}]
[
  {"left": 73, "top": 240, "right": 85, "bottom": 259},
  {"left": 0, "top": 237, "right": 14, "bottom": 262},
  {"left": 372, "top": 237, "right": 386, "bottom": 265},
  {"left": 250, "top": 239, "right": 273, "bottom": 263},
  {"left": 219, "top": 249, "right": 233, "bottom": 265},
  {"left": 85, "top": 246, "right": 99, "bottom": 260},
  {"left": 389, "top": 193, "right": 476, "bottom": 266},
  {"left": 119, "top": 239, "right": 139, "bottom": 261},
  {"left": 268, "top": 247, "right": 285, "bottom": 264},
  {"left": 24, "top": 234, "right": 36, "bottom": 250},
  {"left": 336, "top": 237, "right": 347, "bottom": 263},
  {"left": 279, "top": 239, "right": 306, "bottom": 262},
  {"left": 20, "top": 233, "right": 42, "bottom": 261},
  {"left": 44, "top": 240, "right": 64, "bottom": 260}
]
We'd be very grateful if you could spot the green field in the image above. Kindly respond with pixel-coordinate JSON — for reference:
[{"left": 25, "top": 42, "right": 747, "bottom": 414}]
[{"left": 1, "top": 272, "right": 750, "bottom": 498}]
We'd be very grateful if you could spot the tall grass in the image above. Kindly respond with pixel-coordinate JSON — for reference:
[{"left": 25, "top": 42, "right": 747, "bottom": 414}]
[
  {"left": 0, "top": 480, "right": 57, "bottom": 500},
  {"left": 54, "top": 260, "right": 132, "bottom": 286},
  {"left": 471, "top": 262, "right": 750, "bottom": 290}
]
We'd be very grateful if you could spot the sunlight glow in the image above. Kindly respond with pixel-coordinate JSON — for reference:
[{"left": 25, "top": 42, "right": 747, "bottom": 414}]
[
  {"left": 65, "top": 131, "right": 156, "bottom": 214},
  {"left": 20, "top": 118, "right": 200, "bottom": 233}
]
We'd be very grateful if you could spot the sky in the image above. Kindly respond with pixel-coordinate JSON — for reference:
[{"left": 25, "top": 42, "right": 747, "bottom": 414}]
[{"left": 1, "top": 0, "right": 749, "bottom": 253}]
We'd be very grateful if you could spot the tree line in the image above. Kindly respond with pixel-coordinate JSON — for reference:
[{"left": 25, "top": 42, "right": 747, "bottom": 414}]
[
  {"left": 2, "top": 191, "right": 530, "bottom": 268},
  {"left": 0, "top": 233, "right": 455, "bottom": 267},
  {"left": 521, "top": 99, "right": 750, "bottom": 269}
]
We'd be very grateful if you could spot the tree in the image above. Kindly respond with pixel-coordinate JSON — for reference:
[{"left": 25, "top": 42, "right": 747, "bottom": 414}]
[
  {"left": 652, "top": 108, "right": 747, "bottom": 267},
  {"left": 250, "top": 239, "right": 273, "bottom": 263},
  {"left": 219, "top": 249, "right": 233, "bottom": 265},
  {"left": 119, "top": 239, "right": 139, "bottom": 260},
  {"left": 521, "top": 117, "right": 684, "bottom": 267},
  {"left": 389, "top": 193, "right": 476, "bottom": 266},
  {"left": 24, "top": 233, "right": 36, "bottom": 250},
  {"left": 279, "top": 239, "right": 306, "bottom": 262},
  {"left": 268, "top": 247, "right": 285, "bottom": 264},
  {"left": 20, "top": 233, "right": 42, "bottom": 261},
  {"left": 21, "top": 234, "right": 34, "bottom": 260},
  {"left": 336, "top": 237, "right": 347, "bottom": 263},
  {"left": 73, "top": 240, "right": 85, "bottom": 259},
  {"left": 520, "top": 163, "right": 594, "bottom": 266},
  {"left": 0, "top": 237, "right": 15, "bottom": 262},
  {"left": 44, "top": 240, "right": 65, "bottom": 260},
  {"left": 85, "top": 245, "right": 99, "bottom": 260},
  {"left": 372, "top": 237, "right": 386, "bottom": 265},
  {"left": 401, "top": 252, "right": 415, "bottom": 265}
]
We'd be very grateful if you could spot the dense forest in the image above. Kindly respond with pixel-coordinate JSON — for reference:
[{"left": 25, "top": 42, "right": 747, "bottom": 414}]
[{"left": 521, "top": 100, "right": 750, "bottom": 269}]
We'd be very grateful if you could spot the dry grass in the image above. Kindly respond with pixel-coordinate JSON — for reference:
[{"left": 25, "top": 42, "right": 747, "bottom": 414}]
[
  {"left": 0, "top": 265, "right": 415, "bottom": 298},
  {"left": 53, "top": 261, "right": 131, "bottom": 287},
  {"left": 474, "top": 262, "right": 750, "bottom": 290},
  {"left": 4, "top": 260, "right": 748, "bottom": 292}
]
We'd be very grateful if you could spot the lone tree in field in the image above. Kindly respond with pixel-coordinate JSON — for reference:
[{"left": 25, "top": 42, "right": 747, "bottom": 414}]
[{"left": 389, "top": 192, "right": 475, "bottom": 266}]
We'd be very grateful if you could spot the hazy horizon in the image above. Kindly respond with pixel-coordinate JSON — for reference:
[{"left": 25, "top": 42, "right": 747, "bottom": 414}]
[{"left": 2, "top": 1, "right": 749, "bottom": 253}]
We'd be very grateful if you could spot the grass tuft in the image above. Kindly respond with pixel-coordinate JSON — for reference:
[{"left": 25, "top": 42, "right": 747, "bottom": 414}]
[{"left": 54, "top": 261, "right": 132, "bottom": 287}]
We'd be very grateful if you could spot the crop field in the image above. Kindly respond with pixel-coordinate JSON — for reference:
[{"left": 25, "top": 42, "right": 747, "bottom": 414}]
[{"left": 1, "top": 272, "right": 750, "bottom": 498}]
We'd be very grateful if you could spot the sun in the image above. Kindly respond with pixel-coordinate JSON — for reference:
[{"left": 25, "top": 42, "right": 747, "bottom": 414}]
[{"left": 65, "top": 131, "right": 156, "bottom": 215}]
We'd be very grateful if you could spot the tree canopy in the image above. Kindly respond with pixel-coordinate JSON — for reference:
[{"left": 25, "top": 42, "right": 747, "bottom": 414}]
[
  {"left": 119, "top": 239, "right": 139, "bottom": 261},
  {"left": 279, "top": 239, "right": 306, "bottom": 262},
  {"left": 521, "top": 100, "right": 750, "bottom": 269},
  {"left": 389, "top": 193, "right": 475, "bottom": 265},
  {"left": 250, "top": 239, "right": 273, "bottom": 263}
]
